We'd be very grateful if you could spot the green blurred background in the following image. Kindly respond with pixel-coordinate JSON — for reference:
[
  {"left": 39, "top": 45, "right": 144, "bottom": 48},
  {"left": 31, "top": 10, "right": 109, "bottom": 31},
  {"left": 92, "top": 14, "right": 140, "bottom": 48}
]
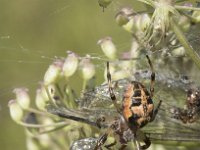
[{"left": 0, "top": 0, "right": 142, "bottom": 149}]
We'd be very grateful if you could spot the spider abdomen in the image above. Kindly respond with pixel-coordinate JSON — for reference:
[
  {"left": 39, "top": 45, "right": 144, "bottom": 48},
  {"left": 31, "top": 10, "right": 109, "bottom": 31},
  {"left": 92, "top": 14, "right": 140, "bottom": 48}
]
[{"left": 122, "top": 82, "right": 154, "bottom": 129}]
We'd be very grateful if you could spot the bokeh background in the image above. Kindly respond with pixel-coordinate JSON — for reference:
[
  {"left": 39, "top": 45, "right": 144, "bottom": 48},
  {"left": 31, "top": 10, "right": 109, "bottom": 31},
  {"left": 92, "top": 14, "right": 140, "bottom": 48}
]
[{"left": 0, "top": 0, "right": 142, "bottom": 149}]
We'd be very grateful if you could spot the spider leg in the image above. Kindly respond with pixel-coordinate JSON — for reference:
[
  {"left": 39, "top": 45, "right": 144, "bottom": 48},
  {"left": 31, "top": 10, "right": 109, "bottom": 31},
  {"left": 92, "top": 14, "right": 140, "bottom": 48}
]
[
  {"left": 146, "top": 55, "right": 155, "bottom": 97},
  {"left": 139, "top": 135, "right": 151, "bottom": 150},
  {"left": 94, "top": 133, "right": 109, "bottom": 150},
  {"left": 150, "top": 100, "right": 162, "bottom": 122},
  {"left": 134, "top": 139, "right": 140, "bottom": 150},
  {"left": 107, "top": 62, "right": 121, "bottom": 114},
  {"left": 94, "top": 124, "right": 115, "bottom": 150},
  {"left": 104, "top": 139, "right": 117, "bottom": 149},
  {"left": 133, "top": 132, "right": 151, "bottom": 150},
  {"left": 119, "top": 144, "right": 127, "bottom": 150}
]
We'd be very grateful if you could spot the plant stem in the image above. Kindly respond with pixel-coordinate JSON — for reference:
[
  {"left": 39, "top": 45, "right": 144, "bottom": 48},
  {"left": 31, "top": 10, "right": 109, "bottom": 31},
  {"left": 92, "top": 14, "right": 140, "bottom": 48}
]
[
  {"left": 170, "top": 18, "right": 200, "bottom": 69},
  {"left": 175, "top": 5, "right": 200, "bottom": 11},
  {"left": 26, "top": 107, "right": 55, "bottom": 117},
  {"left": 18, "top": 121, "right": 68, "bottom": 128}
]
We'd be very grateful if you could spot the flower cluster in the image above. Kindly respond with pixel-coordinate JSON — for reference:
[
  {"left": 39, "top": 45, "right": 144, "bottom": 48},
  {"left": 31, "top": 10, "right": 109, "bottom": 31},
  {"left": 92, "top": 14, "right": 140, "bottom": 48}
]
[{"left": 8, "top": 51, "right": 97, "bottom": 149}]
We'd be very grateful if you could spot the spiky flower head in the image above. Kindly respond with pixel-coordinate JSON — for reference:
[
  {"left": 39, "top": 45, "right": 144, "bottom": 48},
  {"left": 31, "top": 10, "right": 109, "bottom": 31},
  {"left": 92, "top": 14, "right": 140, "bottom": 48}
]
[{"left": 138, "top": 0, "right": 179, "bottom": 41}]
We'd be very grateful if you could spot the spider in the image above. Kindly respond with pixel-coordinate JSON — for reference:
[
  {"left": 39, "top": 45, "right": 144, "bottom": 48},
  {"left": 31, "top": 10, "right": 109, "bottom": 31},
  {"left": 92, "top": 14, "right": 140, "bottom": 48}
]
[{"left": 94, "top": 55, "right": 162, "bottom": 150}]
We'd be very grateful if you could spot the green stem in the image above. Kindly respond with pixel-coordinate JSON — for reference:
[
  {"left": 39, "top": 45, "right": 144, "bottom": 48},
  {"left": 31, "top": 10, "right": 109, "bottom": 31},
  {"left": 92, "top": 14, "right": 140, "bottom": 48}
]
[
  {"left": 45, "top": 86, "right": 56, "bottom": 105},
  {"left": 170, "top": 18, "right": 200, "bottom": 69},
  {"left": 18, "top": 121, "right": 68, "bottom": 128},
  {"left": 136, "top": 0, "right": 154, "bottom": 7},
  {"left": 55, "top": 83, "right": 64, "bottom": 99},
  {"left": 28, "top": 124, "right": 67, "bottom": 136},
  {"left": 82, "top": 79, "right": 87, "bottom": 92},
  {"left": 175, "top": 5, "right": 200, "bottom": 11},
  {"left": 26, "top": 108, "right": 54, "bottom": 117}
]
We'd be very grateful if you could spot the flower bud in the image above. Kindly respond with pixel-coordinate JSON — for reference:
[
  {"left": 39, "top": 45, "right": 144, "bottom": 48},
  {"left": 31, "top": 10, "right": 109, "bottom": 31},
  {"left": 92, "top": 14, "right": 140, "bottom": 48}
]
[
  {"left": 192, "top": 10, "right": 200, "bottom": 23},
  {"left": 97, "top": 37, "right": 117, "bottom": 60},
  {"left": 115, "top": 11, "right": 129, "bottom": 26},
  {"left": 178, "top": 16, "right": 190, "bottom": 32},
  {"left": 122, "top": 18, "right": 135, "bottom": 33},
  {"left": 172, "top": 46, "right": 185, "bottom": 56},
  {"left": 62, "top": 51, "right": 78, "bottom": 79},
  {"left": 79, "top": 58, "right": 95, "bottom": 81},
  {"left": 136, "top": 13, "right": 150, "bottom": 32},
  {"left": 35, "top": 89, "right": 48, "bottom": 110},
  {"left": 26, "top": 137, "right": 40, "bottom": 150},
  {"left": 38, "top": 134, "right": 51, "bottom": 148},
  {"left": 43, "top": 59, "right": 63, "bottom": 85},
  {"left": 13, "top": 88, "right": 30, "bottom": 110},
  {"left": 118, "top": 7, "right": 136, "bottom": 33},
  {"left": 38, "top": 83, "right": 55, "bottom": 101},
  {"left": 98, "top": 0, "right": 112, "bottom": 11},
  {"left": 8, "top": 100, "right": 23, "bottom": 123}
]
